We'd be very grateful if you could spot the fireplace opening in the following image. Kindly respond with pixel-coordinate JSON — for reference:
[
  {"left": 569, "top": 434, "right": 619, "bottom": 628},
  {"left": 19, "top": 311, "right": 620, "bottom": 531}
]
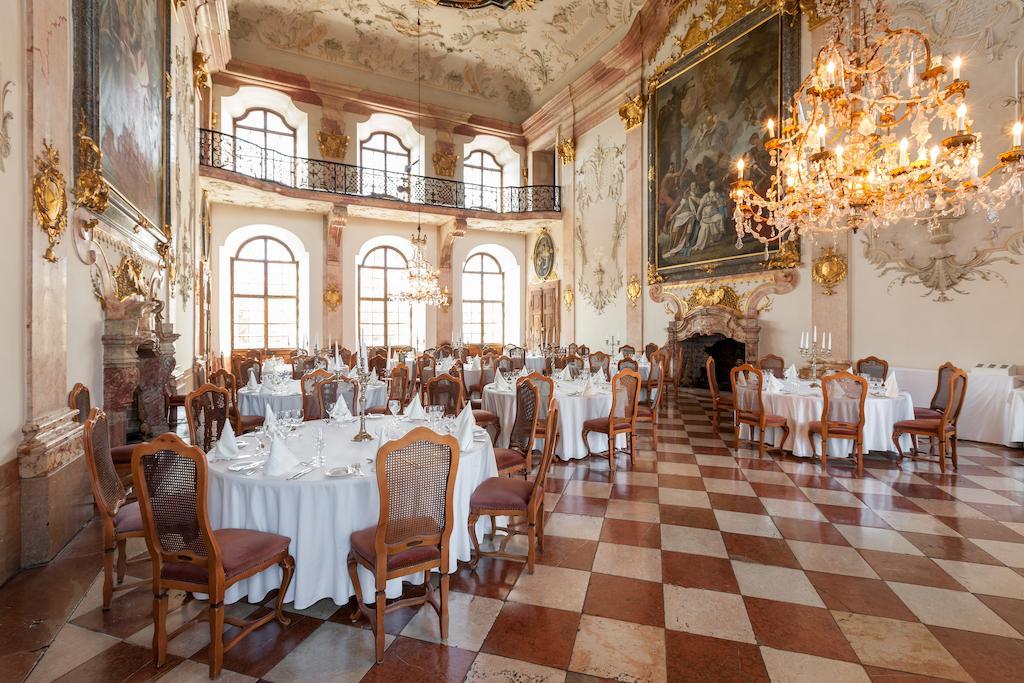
[{"left": 680, "top": 334, "right": 746, "bottom": 389}]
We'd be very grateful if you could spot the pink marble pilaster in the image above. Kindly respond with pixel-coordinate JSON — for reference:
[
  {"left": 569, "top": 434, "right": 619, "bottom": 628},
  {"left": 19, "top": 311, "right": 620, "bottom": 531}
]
[
  {"left": 624, "top": 122, "right": 645, "bottom": 348},
  {"left": 560, "top": 158, "right": 576, "bottom": 346},
  {"left": 324, "top": 204, "right": 346, "bottom": 342}
]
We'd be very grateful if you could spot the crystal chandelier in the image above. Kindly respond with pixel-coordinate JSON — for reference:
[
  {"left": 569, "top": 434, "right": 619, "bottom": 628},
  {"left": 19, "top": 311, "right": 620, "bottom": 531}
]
[
  {"left": 731, "top": 0, "right": 1024, "bottom": 248},
  {"left": 389, "top": 225, "right": 449, "bottom": 307}
]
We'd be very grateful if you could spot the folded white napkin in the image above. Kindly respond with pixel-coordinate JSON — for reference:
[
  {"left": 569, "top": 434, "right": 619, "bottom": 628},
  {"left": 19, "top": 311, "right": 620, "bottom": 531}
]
[
  {"left": 558, "top": 366, "right": 573, "bottom": 381},
  {"left": 734, "top": 372, "right": 748, "bottom": 387},
  {"left": 246, "top": 370, "right": 259, "bottom": 391},
  {"left": 785, "top": 364, "right": 798, "bottom": 381},
  {"left": 453, "top": 403, "right": 477, "bottom": 452},
  {"left": 884, "top": 372, "right": 900, "bottom": 397},
  {"left": 264, "top": 404, "right": 277, "bottom": 427},
  {"left": 600, "top": 367, "right": 609, "bottom": 383},
  {"left": 214, "top": 420, "right": 240, "bottom": 459},
  {"left": 471, "top": 356, "right": 481, "bottom": 370},
  {"left": 765, "top": 373, "right": 785, "bottom": 393},
  {"left": 493, "top": 371, "right": 511, "bottom": 391},
  {"left": 260, "top": 383, "right": 275, "bottom": 395},
  {"left": 264, "top": 436, "right": 301, "bottom": 478},
  {"left": 438, "top": 357, "right": 455, "bottom": 373},
  {"left": 330, "top": 393, "right": 353, "bottom": 419},
  {"left": 582, "top": 377, "right": 600, "bottom": 397},
  {"left": 403, "top": 393, "right": 427, "bottom": 420}
]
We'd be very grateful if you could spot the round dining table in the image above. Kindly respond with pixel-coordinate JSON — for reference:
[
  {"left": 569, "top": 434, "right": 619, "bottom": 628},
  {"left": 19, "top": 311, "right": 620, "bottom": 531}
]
[
  {"left": 735, "top": 380, "right": 914, "bottom": 457},
  {"left": 238, "top": 380, "right": 388, "bottom": 417},
  {"left": 482, "top": 378, "right": 626, "bottom": 459},
  {"left": 206, "top": 417, "right": 499, "bottom": 609}
]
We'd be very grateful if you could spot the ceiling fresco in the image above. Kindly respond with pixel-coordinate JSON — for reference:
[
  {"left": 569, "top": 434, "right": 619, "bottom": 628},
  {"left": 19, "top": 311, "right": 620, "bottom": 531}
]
[{"left": 227, "top": 0, "right": 645, "bottom": 120}]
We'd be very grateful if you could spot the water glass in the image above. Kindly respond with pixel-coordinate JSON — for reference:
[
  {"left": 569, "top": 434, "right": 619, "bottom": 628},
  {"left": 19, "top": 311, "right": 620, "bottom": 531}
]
[
  {"left": 388, "top": 399, "right": 401, "bottom": 416},
  {"left": 314, "top": 427, "right": 325, "bottom": 468}
]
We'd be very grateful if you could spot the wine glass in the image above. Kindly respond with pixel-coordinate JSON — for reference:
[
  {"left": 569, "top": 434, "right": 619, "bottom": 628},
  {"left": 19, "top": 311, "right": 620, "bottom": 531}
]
[{"left": 388, "top": 399, "right": 401, "bottom": 417}]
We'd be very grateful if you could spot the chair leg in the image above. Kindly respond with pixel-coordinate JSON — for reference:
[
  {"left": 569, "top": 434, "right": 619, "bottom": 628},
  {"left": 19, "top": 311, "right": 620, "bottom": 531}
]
[
  {"left": 115, "top": 538, "right": 128, "bottom": 584},
  {"left": 537, "top": 509, "right": 545, "bottom": 551},
  {"left": 711, "top": 406, "right": 720, "bottom": 436},
  {"left": 856, "top": 440, "right": 863, "bottom": 477},
  {"left": 937, "top": 434, "right": 947, "bottom": 474},
  {"left": 893, "top": 430, "right": 905, "bottom": 466},
  {"left": 374, "top": 589, "right": 386, "bottom": 663},
  {"left": 527, "top": 522, "right": 536, "bottom": 574},
  {"left": 208, "top": 602, "right": 225, "bottom": 679},
  {"left": 468, "top": 513, "right": 481, "bottom": 569},
  {"left": 152, "top": 590, "right": 168, "bottom": 667},
  {"left": 779, "top": 424, "right": 790, "bottom": 456},
  {"left": 629, "top": 430, "right": 636, "bottom": 465},
  {"left": 490, "top": 515, "right": 498, "bottom": 540},
  {"left": 735, "top": 421, "right": 742, "bottom": 451},
  {"left": 102, "top": 548, "right": 115, "bottom": 610},
  {"left": 346, "top": 554, "right": 363, "bottom": 622},
  {"left": 950, "top": 433, "right": 959, "bottom": 471},
  {"left": 758, "top": 427, "right": 766, "bottom": 459},
  {"left": 651, "top": 418, "right": 659, "bottom": 450},
  {"left": 275, "top": 556, "right": 295, "bottom": 625},
  {"left": 439, "top": 573, "right": 450, "bottom": 642}
]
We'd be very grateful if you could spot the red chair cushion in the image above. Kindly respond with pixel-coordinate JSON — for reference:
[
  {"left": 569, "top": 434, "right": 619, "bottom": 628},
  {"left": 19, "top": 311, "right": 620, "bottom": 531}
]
[
  {"left": 583, "top": 418, "right": 631, "bottom": 432},
  {"left": 494, "top": 448, "right": 526, "bottom": 472},
  {"left": 366, "top": 406, "right": 390, "bottom": 415},
  {"left": 110, "top": 444, "right": 135, "bottom": 465},
  {"left": 471, "top": 477, "right": 534, "bottom": 512},
  {"left": 913, "top": 407, "right": 942, "bottom": 420},
  {"left": 807, "top": 421, "right": 858, "bottom": 437},
  {"left": 473, "top": 410, "right": 499, "bottom": 425},
  {"left": 161, "top": 528, "right": 290, "bottom": 584},
  {"left": 895, "top": 418, "right": 942, "bottom": 432},
  {"left": 637, "top": 405, "right": 653, "bottom": 418},
  {"left": 350, "top": 526, "right": 440, "bottom": 571},
  {"left": 113, "top": 501, "right": 142, "bottom": 534}
]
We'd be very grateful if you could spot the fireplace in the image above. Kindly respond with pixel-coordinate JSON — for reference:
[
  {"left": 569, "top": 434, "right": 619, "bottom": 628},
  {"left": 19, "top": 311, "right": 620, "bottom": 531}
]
[{"left": 681, "top": 334, "right": 746, "bottom": 388}]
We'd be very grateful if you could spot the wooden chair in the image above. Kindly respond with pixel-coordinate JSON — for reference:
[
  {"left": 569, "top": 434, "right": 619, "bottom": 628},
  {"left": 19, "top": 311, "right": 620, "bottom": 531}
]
[
  {"left": 83, "top": 408, "right": 149, "bottom": 609},
  {"left": 368, "top": 353, "right": 387, "bottom": 380},
  {"left": 339, "top": 347, "right": 353, "bottom": 368},
  {"left": 567, "top": 343, "right": 579, "bottom": 357},
  {"left": 619, "top": 345, "right": 636, "bottom": 358},
  {"left": 184, "top": 384, "right": 230, "bottom": 452},
  {"left": 368, "top": 364, "right": 409, "bottom": 415},
  {"left": 301, "top": 369, "right": 334, "bottom": 420},
  {"left": 589, "top": 351, "right": 610, "bottom": 376},
  {"left": 437, "top": 343, "right": 454, "bottom": 359},
  {"left": 469, "top": 403, "right": 560, "bottom": 573},
  {"left": 644, "top": 343, "right": 660, "bottom": 362},
  {"left": 520, "top": 372, "right": 554, "bottom": 453},
  {"left": 469, "top": 366, "right": 495, "bottom": 408},
  {"left": 893, "top": 365, "right": 968, "bottom": 473},
  {"left": 425, "top": 373, "right": 465, "bottom": 416},
  {"left": 757, "top": 354, "right": 785, "bottom": 377},
  {"left": 414, "top": 354, "right": 437, "bottom": 402},
  {"left": 494, "top": 380, "right": 541, "bottom": 477},
  {"left": 730, "top": 364, "right": 790, "bottom": 458},
  {"left": 495, "top": 355, "right": 514, "bottom": 374},
  {"left": 582, "top": 369, "right": 641, "bottom": 471},
  {"left": 70, "top": 382, "right": 91, "bottom": 424},
  {"left": 809, "top": 372, "right": 869, "bottom": 475},
  {"left": 854, "top": 356, "right": 889, "bottom": 382},
  {"left": 347, "top": 428, "right": 460, "bottom": 663},
  {"left": 577, "top": 344, "right": 590, "bottom": 357},
  {"left": 237, "top": 357, "right": 262, "bottom": 385},
  {"left": 168, "top": 360, "right": 206, "bottom": 429},
  {"left": 506, "top": 346, "right": 526, "bottom": 370},
  {"left": 132, "top": 433, "right": 294, "bottom": 679},
  {"left": 291, "top": 354, "right": 316, "bottom": 380},
  {"left": 706, "top": 356, "right": 733, "bottom": 437},
  {"left": 561, "top": 354, "right": 584, "bottom": 378},
  {"left": 618, "top": 357, "right": 639, "bottom": 373},
  {"left": 637, "top": 353, "right": 667, "bottom": 449},
  {"left": 209, "top": 369, "right": 263, "bottom": 435},
  {"left": 317, "top": 377, "right": 359, "bottom": 418},
  {"left": 915, "top": 361, "right": 958, "bottom": 419}
]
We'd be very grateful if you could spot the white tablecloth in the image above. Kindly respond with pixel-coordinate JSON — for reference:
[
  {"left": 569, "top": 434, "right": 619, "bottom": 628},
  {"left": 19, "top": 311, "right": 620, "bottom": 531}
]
[
  {"left": 894, "top": 368, "right": 1023, "bottom": 445},
  {"left": 206, "top": 418, "right": 498, "bottom": 608},
  {"left": 481, "top": 380, "right": 625, "bottom": 460},
  {"left": 238, "top": 381, "right": 388, "bottom": 417},
  {"left": 525, "top": 355, "right": 546, "bottom": 373},
  {"left": 736, "top": 382, "right": 914, "bottom": 458},
  {"left": 1009, "top": 389, "right": 1024, "bottom": 446}
]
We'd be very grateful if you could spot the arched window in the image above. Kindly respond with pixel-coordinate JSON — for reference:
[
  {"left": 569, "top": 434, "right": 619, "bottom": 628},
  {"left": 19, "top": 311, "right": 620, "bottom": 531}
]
[
  {"left": 464, "top": 150, "right": 502, "bottom": 211},
  {"left": 360, "top": 132, "right": 412, "bottom": 199},
  {"left": 232, "top": 108, "right": 297, "bottom": 185},
  {"left": 231, "top": 236, "right": 299, "bottom": 351},
  {"left": 358, "top": 246, "right": 412, "bottom": 346},
  {"left": 462, "top": 252, "right": 505, "bottom": 344}
]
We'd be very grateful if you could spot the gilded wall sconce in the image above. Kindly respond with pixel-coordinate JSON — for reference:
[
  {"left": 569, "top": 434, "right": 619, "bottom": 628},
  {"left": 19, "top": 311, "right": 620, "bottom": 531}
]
[
  {"left": 618, "top": 93, "right": 646, "bottom": 132},
  {"left": 192, "top": 51, "right": 211, "bottom": 90},
  {"left": 563, "top": 287, "right": 574, "bottom": 309},
  {"left": 556, "top": 138, "right": 575, "bottom": 166},
  {"left": 323, "top": 285, "right": 342, "bottom": 312},
  {"left": 440, "top": 286, "right": 452, "bottom": 312},
  {"left": 626, "top": 274, "right": 642, "bottom": 308},
  {"left": 811, "top": 246, "right": 848, "bottom": 295},
  {"left": 32, "top": 142, "right": 68, "bottom": 263}
]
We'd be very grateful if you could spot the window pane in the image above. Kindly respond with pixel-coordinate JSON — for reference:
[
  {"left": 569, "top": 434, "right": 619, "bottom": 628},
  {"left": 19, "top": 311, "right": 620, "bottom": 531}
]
[
  {"left": 267, "top": 262, "right": 297, "bottom": 296},
  {"left": 233, "top": 261, "right": 264, "bottom": 295},
  {"left": 482, "top": 273, "right": 503, "bottom": 296},
  {"left": 363, "top": 248, "right": 386, "bottom": 267},
  {"left": 267, "top": 298, "right": 297, "bottom": 325},
  {"left": 235, "top": 110, "right": 264, "bottom": 127},
  {"left": 265, "top": 239, "right": 291, "bottom": 261},
  {"left": 480, "top": 255, "right": 500, "bottom": 273},
  {"left": 462, "top": 273, "right": 481, "bottom": 300},
  {"left": 265, "top": 112, "right": 292, "bottom": 134},
  {"left": 237, "top": 239, "right": 265, "bottom": 260}
]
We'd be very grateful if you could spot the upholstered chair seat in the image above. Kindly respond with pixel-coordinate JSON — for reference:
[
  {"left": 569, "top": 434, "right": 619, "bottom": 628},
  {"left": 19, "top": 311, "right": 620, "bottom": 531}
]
[
  {"left": 350, "top": 525, "right": 441, "bottom": 571},
  {"left": 112, "top": 501, "right": 143, "bottom": 534},
  {"left": 160, "top": 528, "right": 291, "bottom": 584},
  {"left": 494, "top": 448, "right": 527, "bottom": 473},
  {"left": 807, "top": 421, "right": 858, "bottom": 437},
  {"left": 913, "top": 407, "right": 942, "bottom": 420},
  {"left": 583, "top": 417, "right": 632, "bottom": 431},
  {"left": 470, "top": 477, "right": 533, "bottom": 512}
]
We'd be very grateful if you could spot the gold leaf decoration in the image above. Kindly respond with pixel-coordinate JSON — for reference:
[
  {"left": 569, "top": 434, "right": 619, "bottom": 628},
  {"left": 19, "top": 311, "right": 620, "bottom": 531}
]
[
  {"left": 32, "top": 142, "right": 68, "bottom": 263},
  {"left": 318, "top": 130, "right": 350, "bottom": 160}
]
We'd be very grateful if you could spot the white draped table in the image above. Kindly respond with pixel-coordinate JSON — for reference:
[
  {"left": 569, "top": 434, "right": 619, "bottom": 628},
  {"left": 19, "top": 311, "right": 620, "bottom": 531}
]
[
  {"left": 481, "top": 379, "right": 626, "bottom": 459},
  {"left": 736, "top": 381, "right": 914, "bottom": 458},
  {"left": 238, "top": 380, "right": 387, "bottom": 417},
  {"left": 894, "top": 368, "right": 1023, "bottom": 445},
  {"left": 206, "top": 417, "right": 498, "bottom": 609},
  {"left": 1009, "top": 389, "right": 1024, "bottom": 447}
]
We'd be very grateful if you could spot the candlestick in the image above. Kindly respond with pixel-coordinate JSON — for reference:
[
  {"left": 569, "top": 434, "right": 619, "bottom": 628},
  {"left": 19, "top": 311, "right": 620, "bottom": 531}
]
[{"left": 956, "top": 103, "right": 967, "bottom": 131}]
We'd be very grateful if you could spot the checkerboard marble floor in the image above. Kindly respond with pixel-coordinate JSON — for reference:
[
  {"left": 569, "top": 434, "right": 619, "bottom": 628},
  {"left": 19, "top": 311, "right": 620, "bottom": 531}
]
[{"left": 7, "top": 390, "right": 1024, "bottom": 682}]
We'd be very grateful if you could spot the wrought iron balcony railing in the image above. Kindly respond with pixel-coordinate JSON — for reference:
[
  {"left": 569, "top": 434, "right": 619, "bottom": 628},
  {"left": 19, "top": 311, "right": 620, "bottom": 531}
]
[{"left": 199, "top": 128, "right": 560, "bottom": 214}]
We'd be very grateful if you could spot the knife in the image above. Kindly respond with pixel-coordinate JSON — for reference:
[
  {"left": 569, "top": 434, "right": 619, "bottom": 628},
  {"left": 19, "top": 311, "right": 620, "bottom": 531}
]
[{"left": 288, "top": 466, "right": 316, "bottom": 480}]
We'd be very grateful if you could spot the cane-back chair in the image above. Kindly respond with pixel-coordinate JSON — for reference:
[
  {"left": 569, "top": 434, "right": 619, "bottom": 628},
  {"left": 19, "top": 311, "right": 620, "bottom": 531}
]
[
  {"left": 84, "top": 408, "right": 149, "bottom": 609},
  {"left": 291, "top": 354, "right": 316, "bottom": 380},
  {"left": 706, "top": 356, "right": 734, "bottom": 437},
  {"left": 756, "top": 354, "right": 785, "bottom": 377},
  {"left": 495, "top": 355, "right": 515, "bottom": 374},
  {"left": 437, "top": 343, "right": 454, "bottom": 359},
  {"left": 577, "top": 344, "right": 590, "bottom": 357},
  {"left": 582, "top": 369, "right": 641, "bottom": 470},
  {"left": 300, "top": 369, "right": 334, "bottom": 420},
  {"left": 637, "top": 353, "right": 667, "bottom": 449},
  {"left": 347, "top": 428, "right": 460, "bottom": 663},
  {"left": 74, "top": 383, "right": 135, "bottom": 483},
  {"left": 644, "top": 343, "right": 660, "bottom": 362},
  {"left": 915, "top": 361, "right": 958, "bottom": 419},
  {"left": 731, "top": 364, "right": 791, "bottom": 458},
  {"left": 618, "top": 357, "right": 639, "bottom": 373},
  {"left": 209, "top": 368, "right": 264, "bottom": 435},
  {"left": 70, "top": 382, "right": 91, "bottom": 423},
  {"left": 893, "top": 365, "right": 968, "bottom": 473},
  {"left": 589, "top": 351, "right": 610, "bottom": 377},
  {"left": 132, "top": 433, "right": 294, "bottom": 678},
  {"left": 562, "top": 355, "right": 583, "bottom": 378},
  {"left": 425, "top": 373, "right": 465, "bottom": 417},
  {"left": 469, "top": 403, "right": 560, "bottom": 573},
  {"left": 317, "top": 377, "right": 359, "bottom": 419},
  {"left": 619, "top": 345, "right": 636, "bottom": 358},
  {"left": 854, "top": 356, "right": 889, "bottom": 383},
  {"left": 185, "top": 384, "right": 230, "bottom": 452},
  {"left": 809, "top": 372, "right": 869, "bottom": 474},
  {"left": 368, "top": 353, "right": 388, "bottom": 380},
  {"left": 237, "top": 357, "right": 262, "bottom": 385},
  {"left": 414, "top": 354, "right": 437, "bottom": 401},
  {"left": 506, "top": 345, "right": 526, "bottom": 370},
  {"left": 368, "top": 364, "right": 409, "bottom": 415},
  {"left": 494, "top": 379, "right": 541, "bottom": 477},
  {"left": 339, "top": 347, "right": 353, "bottom": 368},
  {"left": 567, "top": 343, "right": 579, "bottom": 357}
]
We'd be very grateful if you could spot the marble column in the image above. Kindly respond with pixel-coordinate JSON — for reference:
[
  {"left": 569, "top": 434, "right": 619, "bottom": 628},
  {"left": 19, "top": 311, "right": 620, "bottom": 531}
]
[
  {"left": 624, "top": 122, "right": 645, "bottom": 348},
  {"left": 559, "top": 153, "right": 576, "bottom": 346},
  {"left": 101, "top": 302, "right": 148, "bottom": 447},
  {"left": 324, "top": 204, "right": 346, "bottom": 344},
  {"left": 437, "top": 218, "right": 466, "bottom": 344}
]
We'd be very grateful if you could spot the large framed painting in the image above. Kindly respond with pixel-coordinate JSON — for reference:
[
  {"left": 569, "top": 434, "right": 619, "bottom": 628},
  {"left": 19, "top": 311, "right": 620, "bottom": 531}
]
[
  {"left": 648, "top": 6, "right": 800, "bottom": 283},
  {"left": 74, "top": 0, "right": 170, "bottom": 239}
]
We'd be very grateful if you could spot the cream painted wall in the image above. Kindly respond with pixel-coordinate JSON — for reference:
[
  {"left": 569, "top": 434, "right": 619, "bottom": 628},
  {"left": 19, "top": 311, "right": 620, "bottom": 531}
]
[
  {"left": 210, "top": 203, "right": 325, "bottom": 356},
  {"left": 0, "top": 0, "right": 26, "bottom": 463},
  {"left": 65, "top": 261, "right": 104, "bottom": 405}
]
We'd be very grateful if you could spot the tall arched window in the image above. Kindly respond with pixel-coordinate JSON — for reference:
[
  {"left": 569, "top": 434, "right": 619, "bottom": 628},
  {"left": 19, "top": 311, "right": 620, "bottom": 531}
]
[
  {"left": 462, "top": 252, "right": 505, "bottom": 345},
  {"left": 231, "top": 236, "right": 299, "bottom": 351},
  {"left": 464, "top": 150, "right": 503, "bottom": 211},
  {"left": 360, "top": 132, "right": 412, "bottom": 199},
  {"left": 233, "top": 108, "right": 297, "bottom": 185},
  {"left": 358, "top": 246, "right": 412, "bottom": 346}
]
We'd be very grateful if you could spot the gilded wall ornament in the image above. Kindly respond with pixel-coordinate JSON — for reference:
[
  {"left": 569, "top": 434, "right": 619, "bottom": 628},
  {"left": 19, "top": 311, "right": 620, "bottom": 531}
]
[
  {"left": 73, "top": 115, "right": 109, "bottom": 214},
  {"left": 32, "top": 142, "right": 68, "bottom": 263},
  {"left": 111, "top": 255, "right": 147, "bottom": 301},
  {"left": 618, "top": 93, "right": 646, "bottom": 132},
  {"left": 432, "top": 149, "right": 458, "bottom": 178},
  {"left": 323, "top": 285, "right": 342, "bottom": 312},
  {"left": 563, "top": 287, "right": 574, "bottom": 309},
  {"left": 647, "top": 261, "right": 664, "bottom": 285},
  {"left": 811, "top": 247, "right": 848, "bottom": 295},
  {"left": 684, "top": 285, "right": 743, "bottom": 314},
  {"left": 0, "top": 67, "right": 12, "bottom": 172},
  {"left": 532, "top": 228, "right": 555, "bottom": 280},
  {"left": 318, "top": 130, "right": 350, "bottom": 160},
  {"left": 765, "top": 240, "right": 801, "bottom": 270},
  {"left": 155, "top": 222, "right": 175, "bottom": 287},
  {"left": 192, "top": 51, "right": 210, "bottom": 90},
  {"left": 626, "top": 274, "right": 642, "bottom": 308},
  {"left": 556, "top": 138, "right": 575, "bottom": 166}
]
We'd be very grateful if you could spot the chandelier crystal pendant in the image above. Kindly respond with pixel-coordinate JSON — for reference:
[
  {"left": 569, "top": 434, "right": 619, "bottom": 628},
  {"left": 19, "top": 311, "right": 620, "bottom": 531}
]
[
  {"left": 731, "top": 0, "right": 1024, "bottom": 248},
  {"left": 389, "top": 225, "right": 449, "bottom": 308}
]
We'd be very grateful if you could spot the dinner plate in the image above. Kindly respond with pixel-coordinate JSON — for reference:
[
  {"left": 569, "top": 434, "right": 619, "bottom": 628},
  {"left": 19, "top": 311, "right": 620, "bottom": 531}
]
[{"left": 325, "top": 465, "right": 365, "bottom": 478}]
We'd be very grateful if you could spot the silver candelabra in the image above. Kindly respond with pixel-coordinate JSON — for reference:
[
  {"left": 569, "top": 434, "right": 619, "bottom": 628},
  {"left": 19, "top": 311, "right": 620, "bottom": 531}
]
[
  {"left": 799, "top": 343, "right": 833, "bottom": 388},
  {"left": 351, "top": 365, "right": 374, "bottom": 442}
]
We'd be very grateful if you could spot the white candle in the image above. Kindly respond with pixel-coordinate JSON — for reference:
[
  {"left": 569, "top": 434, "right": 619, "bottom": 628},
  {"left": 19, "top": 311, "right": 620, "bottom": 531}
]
[
  {"left": 899, "top": 137, "right": 909, "bottom": 166},
  {"left": 767, "top": 118, "right": 775, "bottom": 138},
  {"left": 930, "top": 145, "right": 940, "bottom": 166},
  {"left": 956, "top": 103, "right": 967, "bottom": 131},
  {"left": 952, "top": 55, "right": 962, "bottom": 80},
  {"left": 817, "top": 124, "right": 826, "bottom": 150},
  {"left": 828, "top": 333, "right": 833, "bottom": 351},
  {"left": 1013, "top": 121, "right": 1022, "bottom": 148},
  {"left": 737, "top": 158, "right": 745, "bottom": 180},
  {"left": 835, "top": 145, "right": 844, "bottom": 172},
  {"left": 813, "top": 326, "right": 817, "bottom": 344}
]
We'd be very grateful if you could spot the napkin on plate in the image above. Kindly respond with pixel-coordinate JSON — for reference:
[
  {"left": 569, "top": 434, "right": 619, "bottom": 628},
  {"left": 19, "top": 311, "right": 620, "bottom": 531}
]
[
  {"left": 557, "top": 366, "right": 573, "bottom": 381},
  {"left": 214, "top": 420, "right": 240, "bottom": 459},
  {"left": 784, "top": 364, "right": 799, "bottom": 382},
  {"left": 403, "top": 393, "right": 427, "bottom": 420},
  {"left": 453, "top": 403, "right": 477, "bottom": 452},
  {"left": 330, "top": 394, "right": 353, "bottom": 419},
  {"left": 884, "top": 372, "right": 900, "bottom": 398},
  {"left": 493, "top": 371, "right": 511, "bottom": 391},
  {"left": 264, "top": 404, "right": 277, "bottom": 428},
  {"left": 264, "top": 436, "right": 301, "bottom": 478},
  {"left": 246, "top": 369, "right": 259, "bottom": 391}
]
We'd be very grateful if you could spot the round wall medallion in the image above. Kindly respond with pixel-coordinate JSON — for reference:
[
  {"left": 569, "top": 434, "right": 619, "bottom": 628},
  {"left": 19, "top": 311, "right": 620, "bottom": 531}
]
[{"left": 532, "top": 230, "right": 555, "bottom": 280}]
